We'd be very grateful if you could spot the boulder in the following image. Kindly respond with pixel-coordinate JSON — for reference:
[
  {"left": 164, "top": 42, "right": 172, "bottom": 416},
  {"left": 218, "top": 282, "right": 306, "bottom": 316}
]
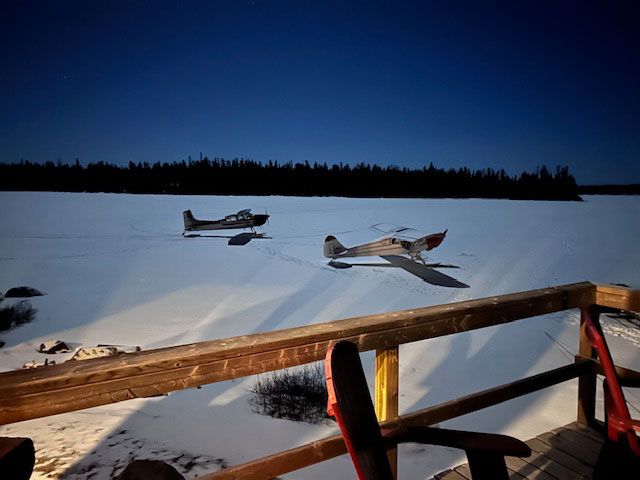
[
  {"left": 68, "top": 346, "right": 118, "bottom": 361},
  {"left": 5, "top": 287, "right": 44, "bottom": 298},
  {"left": 38, "top": 340, "right": 70, "bottom": 354},
  {"left": 116, "top": 460, "right": 185, "bottom": 480}
]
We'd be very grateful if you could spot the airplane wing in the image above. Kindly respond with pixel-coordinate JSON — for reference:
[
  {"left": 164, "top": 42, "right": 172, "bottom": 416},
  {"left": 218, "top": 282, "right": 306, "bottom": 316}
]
[
  {"left": 228, "top": 232, "right": 271, "bottom": 245},
  {"left": 327, "top": 255, "right": 469, "bottom": 288},
  {"left": 380, "top": 255, "right": 469, "bottom": 288},
  {"left": 228, "top": 232, "right": 255, "bottom": 246},
  {"left": 184, "top": 232, "right": 270, "bottom": 245},
  {"left": 371, "top": 223, "right": 414, "bottom": 236},
  {"left": 370, "top": 223, "right": 427, "bottom": 241}
]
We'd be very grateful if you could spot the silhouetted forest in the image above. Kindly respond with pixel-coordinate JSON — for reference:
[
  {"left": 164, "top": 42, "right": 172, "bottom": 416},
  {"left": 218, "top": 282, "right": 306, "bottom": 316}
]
[{"left": 0, "top": 158, "right": 582, "bottom": 200}]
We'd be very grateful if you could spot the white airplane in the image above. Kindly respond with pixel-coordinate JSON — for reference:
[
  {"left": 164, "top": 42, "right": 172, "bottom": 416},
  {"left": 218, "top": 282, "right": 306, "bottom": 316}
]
[{"left": 323, "top": 224, "right": 468, "bottom": 288}]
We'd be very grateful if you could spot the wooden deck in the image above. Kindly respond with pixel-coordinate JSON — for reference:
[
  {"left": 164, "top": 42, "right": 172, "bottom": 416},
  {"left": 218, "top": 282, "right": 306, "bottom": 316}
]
[{"left": 433, "top": 422, "right": 605, "bottom": 480}]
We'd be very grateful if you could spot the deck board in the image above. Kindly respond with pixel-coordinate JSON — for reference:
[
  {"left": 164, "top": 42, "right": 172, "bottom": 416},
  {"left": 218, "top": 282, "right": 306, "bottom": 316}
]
[
  {"left": 434, "top": 469, "right": 467, "bottom": 480},
  {"left": 431, "top": 422, "right": 605, "bottom": 479}
]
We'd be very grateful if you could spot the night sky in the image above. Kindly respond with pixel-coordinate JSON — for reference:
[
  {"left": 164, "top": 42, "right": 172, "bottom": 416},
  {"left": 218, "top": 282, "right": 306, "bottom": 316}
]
[{"left": 2, "top": 1, "right": 639, "bottom": 185}]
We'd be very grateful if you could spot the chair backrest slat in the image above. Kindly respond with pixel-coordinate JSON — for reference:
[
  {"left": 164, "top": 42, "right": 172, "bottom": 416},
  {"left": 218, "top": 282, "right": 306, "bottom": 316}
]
[{"left": 326, "top": 342, "right": 395, "bottom": 480}]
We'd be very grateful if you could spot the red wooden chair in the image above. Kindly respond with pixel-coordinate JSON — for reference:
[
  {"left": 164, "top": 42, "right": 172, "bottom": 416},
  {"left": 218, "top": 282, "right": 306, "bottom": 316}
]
[
  {"left": 325, "top": 341, "right": 531, "bottom": 479},
  {"left": 582, "top": 307, "right": 640, "bottom": 455}
]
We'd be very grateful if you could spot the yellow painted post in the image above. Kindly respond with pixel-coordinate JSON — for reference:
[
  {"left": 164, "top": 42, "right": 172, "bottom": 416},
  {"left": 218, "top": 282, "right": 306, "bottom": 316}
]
[{"left": 375, "top": 346, "right": 399, "bottom": 479}]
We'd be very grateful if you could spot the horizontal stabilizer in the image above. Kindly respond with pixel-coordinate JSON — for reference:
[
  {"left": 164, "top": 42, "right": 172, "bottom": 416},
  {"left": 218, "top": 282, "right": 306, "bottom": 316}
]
[{"left": 328, "top": 260, "right": 353, "bottom": 269}]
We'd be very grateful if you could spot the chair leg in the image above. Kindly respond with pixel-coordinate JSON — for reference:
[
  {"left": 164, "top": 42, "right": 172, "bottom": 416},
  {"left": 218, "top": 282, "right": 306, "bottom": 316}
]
[{"left": 466, "top": 450, "right": 509, "bottom": 480}]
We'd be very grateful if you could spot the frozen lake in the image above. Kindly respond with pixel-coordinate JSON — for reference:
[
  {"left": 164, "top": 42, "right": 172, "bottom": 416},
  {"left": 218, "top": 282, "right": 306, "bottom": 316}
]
[{"left": 1, "top": 192, "right": 639, "bottom": 479}]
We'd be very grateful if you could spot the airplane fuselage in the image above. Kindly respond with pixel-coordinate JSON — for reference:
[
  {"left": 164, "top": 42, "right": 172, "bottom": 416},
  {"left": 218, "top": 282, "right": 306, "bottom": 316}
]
[
  {"left": 183, "top": 210, "right": 268, "bottom": 232},
  {"left": 324, "top": 231, "right": 446, "bottom": 259}
]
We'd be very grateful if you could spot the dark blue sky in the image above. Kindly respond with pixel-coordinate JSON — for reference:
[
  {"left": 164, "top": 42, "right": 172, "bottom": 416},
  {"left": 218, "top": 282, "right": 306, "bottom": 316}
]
[{"left": 2, "top": 1, "right": 639, "bottom": 184}]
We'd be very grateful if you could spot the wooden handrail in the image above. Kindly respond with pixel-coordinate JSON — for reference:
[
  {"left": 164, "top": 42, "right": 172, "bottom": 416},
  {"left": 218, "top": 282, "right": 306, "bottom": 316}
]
[
  {"left": 0, "top": 282, "right": 637, "bottom": 479},
  {"left": 575, "top": 354, "right": 640, "bottom": 387},
  {"left": 595, "top": 283, "right": 640, "bottom": 311},
  {"left": 0, "top": 282, "right": 595, "bottom": 425}
]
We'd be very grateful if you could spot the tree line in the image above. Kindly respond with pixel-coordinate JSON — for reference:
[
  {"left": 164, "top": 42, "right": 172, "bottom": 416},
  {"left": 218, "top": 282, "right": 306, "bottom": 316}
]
[{"left": 0, "top": 158, "right": 581, "bottom": 200}]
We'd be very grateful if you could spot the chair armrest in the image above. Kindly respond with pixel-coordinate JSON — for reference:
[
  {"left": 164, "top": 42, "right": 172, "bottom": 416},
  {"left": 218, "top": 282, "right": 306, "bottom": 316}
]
[
  {"left": 618, "top": 377, "right": 640, "bottom": 388},
  {"left": 382, "top": 426, "right": 531, "bottom": 457},
  {"left": 608, "top": 416, "right": 640, "bottom": 433}
]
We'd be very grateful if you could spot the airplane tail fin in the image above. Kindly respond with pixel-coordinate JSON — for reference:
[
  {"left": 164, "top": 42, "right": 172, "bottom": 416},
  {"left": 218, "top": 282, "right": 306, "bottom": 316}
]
[
  {"left": 183, "top": 210, "right": 197, "bottom": 230},
  {"left": 324, "top": 235, "right": 347, "bottom": 258}
]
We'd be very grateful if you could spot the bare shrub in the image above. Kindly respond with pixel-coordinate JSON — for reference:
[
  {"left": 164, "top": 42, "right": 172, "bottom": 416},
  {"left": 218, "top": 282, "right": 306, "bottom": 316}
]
[
  {"left": 0, "top": 301, "right": 37, "bottom": 332},
  {"left": 249, "top": 363, "right": 332, "bottom": 424}
]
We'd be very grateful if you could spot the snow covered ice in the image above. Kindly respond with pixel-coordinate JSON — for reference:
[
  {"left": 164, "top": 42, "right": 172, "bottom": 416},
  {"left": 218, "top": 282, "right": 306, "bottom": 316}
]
[{"left": 0, "top": 192, "right": 639, "bottom": 479}]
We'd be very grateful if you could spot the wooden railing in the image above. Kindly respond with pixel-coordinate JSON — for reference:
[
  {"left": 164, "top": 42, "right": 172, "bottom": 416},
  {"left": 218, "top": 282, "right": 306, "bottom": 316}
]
[{"left": 0, "top": 282, "right": 638, "bottom": 479}]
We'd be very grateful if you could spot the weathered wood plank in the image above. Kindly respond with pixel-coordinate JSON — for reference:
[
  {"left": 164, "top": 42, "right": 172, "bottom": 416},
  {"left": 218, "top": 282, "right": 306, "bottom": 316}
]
[
  {"left": 549, "top": 425, "right": 603, "bottom": 453},
  {"left": 513, "top": 446, "right": 585, "bottom": 480},
  {"left": 434, "top": 469, "right": 468, "bottom": 480},
  {"left": 0, "top": 283, "right": 595, "bottom": 425},
  {"left": 434, "top": 424, "right": 605, "bottom": 480},
  {"left": 504, "top": 455, "right": 556, "bottom": 480},
  {"left": 526, "top": 438, "right": 593, "bottom": 478},
  {"left": 536, "top": 431, "right": 600, "bottom": 466},
  {"left": 558, "top": 422, "right": 605, "bottom": 444},
  {"left": 577, "top": 307, "right": 598, "bottom": 427},
  {"left": 2, "top": 282, "right": 594, "bottom": 394},
  {"left": 595, "top": 283, "right": 640, "bottom": 311},
  {"left": 452, "top": 464, "right": 472, "bottom": 479},
  {"left": 507, "top": 468, "right": 528, "bottom": 479},
  {"left": 454, "top": 463, "right": 526, "bottom": 479}
]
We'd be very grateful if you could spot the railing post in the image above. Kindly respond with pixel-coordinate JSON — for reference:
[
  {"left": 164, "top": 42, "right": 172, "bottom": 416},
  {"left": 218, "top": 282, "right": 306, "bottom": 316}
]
[
  {"left": 375, "top": 346, "right": 399, "bottom": 479},
  {"left": 577, "top": 306, "right": 598, "bottom": 427}
]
